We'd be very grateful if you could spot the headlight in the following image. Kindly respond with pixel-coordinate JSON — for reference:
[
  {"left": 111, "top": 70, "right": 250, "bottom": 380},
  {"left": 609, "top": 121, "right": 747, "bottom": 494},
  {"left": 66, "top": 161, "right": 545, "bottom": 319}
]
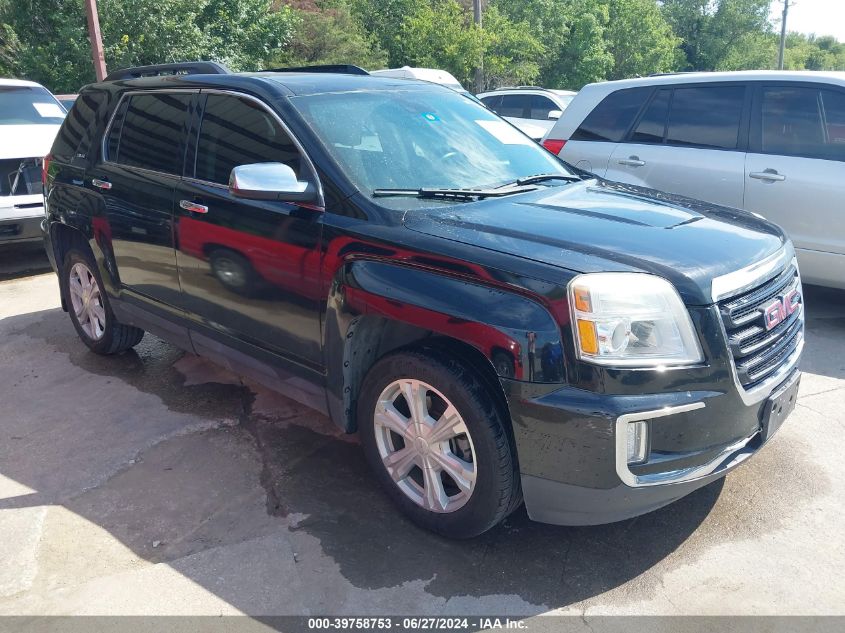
[{"left": 568, "top": 273, "right": 703, "bottom": 367}]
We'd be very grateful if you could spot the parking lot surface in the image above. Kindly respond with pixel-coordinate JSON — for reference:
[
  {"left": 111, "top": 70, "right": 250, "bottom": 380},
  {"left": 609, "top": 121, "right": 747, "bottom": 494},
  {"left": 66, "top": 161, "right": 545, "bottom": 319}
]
[{"left": 1, "top": 244, "right": 844, "bottom": 617}]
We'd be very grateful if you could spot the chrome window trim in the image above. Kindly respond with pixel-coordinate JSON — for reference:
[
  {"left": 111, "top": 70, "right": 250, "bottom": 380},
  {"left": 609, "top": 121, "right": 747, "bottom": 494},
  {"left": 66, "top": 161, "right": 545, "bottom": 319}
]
[
  {"left": 99, "top": 88, "right": 325, "bottom": 209},
  {"left": 614, "top": 401, "right": 760, "bottom": 488},
  {"left": 710, "top": 242, "right": 794, "bottom": 302}
]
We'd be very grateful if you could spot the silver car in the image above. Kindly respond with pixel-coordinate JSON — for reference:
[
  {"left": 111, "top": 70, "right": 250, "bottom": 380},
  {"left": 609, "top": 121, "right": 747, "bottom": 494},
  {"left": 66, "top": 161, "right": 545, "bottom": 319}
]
[{"left": 543, "top": 71, "right": 845, "bottom": 289}]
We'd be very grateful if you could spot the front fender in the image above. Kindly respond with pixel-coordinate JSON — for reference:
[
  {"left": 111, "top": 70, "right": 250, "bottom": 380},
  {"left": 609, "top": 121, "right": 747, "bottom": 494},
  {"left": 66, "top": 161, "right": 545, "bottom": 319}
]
[{"left": 323, "top": 258, "right": 565, "bottom": 430}]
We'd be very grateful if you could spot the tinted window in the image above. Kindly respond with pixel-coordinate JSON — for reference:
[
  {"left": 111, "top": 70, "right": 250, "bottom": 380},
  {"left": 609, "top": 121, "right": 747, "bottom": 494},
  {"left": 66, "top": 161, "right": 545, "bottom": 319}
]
[
  {"left": 195, "top": 94, "right": 302, "bottom": 185},
  {"left": 530, "top": 95, "right": 558, "bottom": 120},
  {"left": 571, "top": 87, "right": 650, "bottom": 142},
  {"left": 480, "top": 95, "right": 501, "bottom": 110},
  {"left": 115, "top": 93, "right": 191, "bottom": 174},
  {"left": 0, "top": 85, "right": 65, "bottom": 125},
  {"left": 666, "top": 86, "right": 744, "bottom": 150},
  {"left": 497, "top": 94, "right": 529, "bottom": 118},
  {"left": 52, "top": 90, "right": 107, "bottom": 159},
  {"left": 630, "top": 89, "right": 670, "bottom": 144},
  {"left": 759, "top": 86, "right": 845, "bottom": 161}
]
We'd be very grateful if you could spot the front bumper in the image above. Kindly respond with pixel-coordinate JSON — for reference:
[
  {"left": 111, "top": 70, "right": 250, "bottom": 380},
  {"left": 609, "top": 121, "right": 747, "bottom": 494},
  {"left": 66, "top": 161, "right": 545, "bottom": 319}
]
[{"left": 504, "top": 364, "right": 800, "bottom": 526}]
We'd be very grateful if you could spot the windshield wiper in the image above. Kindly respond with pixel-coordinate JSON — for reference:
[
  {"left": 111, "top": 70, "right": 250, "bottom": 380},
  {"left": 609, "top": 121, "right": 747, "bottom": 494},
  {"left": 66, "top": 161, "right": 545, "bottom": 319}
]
[
  {"left": 373, "top": 185, "right": 538, "bottom": 200},
  {"left": 499, "top": 173, "right": 584, "bottom": 188}
]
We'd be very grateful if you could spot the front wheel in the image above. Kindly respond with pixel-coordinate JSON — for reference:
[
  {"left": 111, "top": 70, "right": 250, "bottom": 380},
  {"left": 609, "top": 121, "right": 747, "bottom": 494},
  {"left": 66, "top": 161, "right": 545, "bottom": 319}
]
[{"left": 358, "top": 350, "right": 521, "bottom": 538}]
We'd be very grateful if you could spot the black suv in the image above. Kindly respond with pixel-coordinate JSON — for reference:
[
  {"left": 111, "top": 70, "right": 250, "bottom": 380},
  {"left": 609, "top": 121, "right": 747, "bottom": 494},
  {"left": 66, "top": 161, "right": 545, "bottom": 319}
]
[{"left": 43, "top": 63, "right": 804, "bottom": 538}]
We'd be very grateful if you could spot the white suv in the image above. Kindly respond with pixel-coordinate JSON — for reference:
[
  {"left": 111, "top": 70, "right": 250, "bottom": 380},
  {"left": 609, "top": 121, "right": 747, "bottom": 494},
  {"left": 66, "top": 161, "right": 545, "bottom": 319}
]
[
  {"left": 543, "top": 71, "right": 845, "bottom": 289},
  {"left": 478, "top": 87, "right": 576, "bottom": 140},
  {"left": 1, "top": 78, "right": 65, "bottom": 245}
]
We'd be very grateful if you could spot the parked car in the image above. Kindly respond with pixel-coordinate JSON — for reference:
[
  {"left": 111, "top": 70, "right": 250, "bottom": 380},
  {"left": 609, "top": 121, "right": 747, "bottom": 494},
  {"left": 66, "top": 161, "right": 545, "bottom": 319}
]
[
  {"left": 55, "top": 94, "right": 78, "bottom": 111},
  {"left": 0, "top": 78, "right": 65, "bottom": 245},
  {"left": 43, "top": 63, "right": 803, "bottom": 538},
  {"left": 543, "top": 70, "right": 845, "bottom": 289},
  {"left": 478, "top": 87, "right": 577, "bottom": 140},
  {"left": 369, "top": 66, "right": 481, "bottom": 104}
]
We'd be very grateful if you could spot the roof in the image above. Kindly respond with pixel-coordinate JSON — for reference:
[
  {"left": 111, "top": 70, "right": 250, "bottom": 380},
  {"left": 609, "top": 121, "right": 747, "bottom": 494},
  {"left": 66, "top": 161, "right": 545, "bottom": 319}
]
[
  {"left": 585, "top": 70, "right": 845, "bottom": 92},
  {"left": 0, "top": 78, "right": 46, "bottom": 89},
  {"left": 86, "top": 71, "right": 454, "bottom": 98}
]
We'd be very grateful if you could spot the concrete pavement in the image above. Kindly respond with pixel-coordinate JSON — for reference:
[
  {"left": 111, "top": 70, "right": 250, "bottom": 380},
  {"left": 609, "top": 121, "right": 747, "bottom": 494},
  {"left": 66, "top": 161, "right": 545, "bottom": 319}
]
[{"left": 0, "top": 243, "right": 843, "bottom": 617}]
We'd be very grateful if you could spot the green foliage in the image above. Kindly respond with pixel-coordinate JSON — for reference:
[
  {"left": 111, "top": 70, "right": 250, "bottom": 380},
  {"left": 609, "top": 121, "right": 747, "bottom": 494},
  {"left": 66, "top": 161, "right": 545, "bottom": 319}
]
[
  {"left": 398, "top": 0, "right": 482, "bottom": 87},
  {"left": 0, "top": 0, "right": 296, "bottom": 92},
  {"left": 272, "top": 0, "right": 386, "bottom": 69},
  {"left": 2, "top": 0, "right": 844, "bottom": 95}
]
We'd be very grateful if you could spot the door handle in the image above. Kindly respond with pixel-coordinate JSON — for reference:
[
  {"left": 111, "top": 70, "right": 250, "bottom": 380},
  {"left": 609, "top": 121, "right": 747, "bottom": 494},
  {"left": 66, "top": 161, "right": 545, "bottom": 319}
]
[
  {"left": 749, "top": 170, "right": 786, "bottom": 182},
  {"left": 179, "top": 199, "right": 209, "bottom": 214},
  {"left": 618, "top": 156, "right": 645, "bottom": 167},
  {"left": 91, "top": 178, "right": 112, "bottom": 190}
]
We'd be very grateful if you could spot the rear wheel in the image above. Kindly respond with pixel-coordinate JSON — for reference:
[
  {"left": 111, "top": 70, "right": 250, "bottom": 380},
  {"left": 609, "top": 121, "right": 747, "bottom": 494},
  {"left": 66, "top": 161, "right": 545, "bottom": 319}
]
[
  {"left": 63, "top": 248, "right": 144, "bottom": 354},
  {"left": 358, "top": 350, "right": 521, "bottom": 538}
]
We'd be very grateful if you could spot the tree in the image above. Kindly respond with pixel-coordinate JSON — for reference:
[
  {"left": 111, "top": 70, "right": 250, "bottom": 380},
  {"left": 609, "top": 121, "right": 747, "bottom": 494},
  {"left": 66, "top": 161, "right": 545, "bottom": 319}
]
[
  {"left": 349, "top": 0, "right": 417, "bottom": 67},
  {"left": 399, "top": 0, "right": 483, "bottom": 87},
  {"left": 603, "top": 0, "right": 679, "bottom": 79},
  {"left": 0, "top": 0, "right": 296, "bottom": 92},
  {"left": 661, "top": 0, "right": 773, "bottom": 71},
  {"left": 478, "top": 5, "right": 543, "bottom": 88},
  {"left": 272, "top": 0, "right": 387, "bottom": 69}
]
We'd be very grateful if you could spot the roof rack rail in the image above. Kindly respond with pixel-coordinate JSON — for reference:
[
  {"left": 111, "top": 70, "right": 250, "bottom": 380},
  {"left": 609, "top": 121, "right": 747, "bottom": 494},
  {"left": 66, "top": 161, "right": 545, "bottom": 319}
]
[
  {"left": 263, "top": 64, "right": 370, "bottom": 76},
  {"left": 104, "top": 61, "right": 231, "bottom": 82},
  {"left": 647, "top": 71, "right": 696, "bottom": 77}
]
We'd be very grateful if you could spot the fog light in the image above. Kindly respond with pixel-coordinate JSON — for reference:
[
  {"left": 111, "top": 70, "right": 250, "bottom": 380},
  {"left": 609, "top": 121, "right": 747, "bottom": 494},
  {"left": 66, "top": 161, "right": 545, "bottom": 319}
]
[{"left": 626, "top": 420, "right": 649, "bottom": 464}]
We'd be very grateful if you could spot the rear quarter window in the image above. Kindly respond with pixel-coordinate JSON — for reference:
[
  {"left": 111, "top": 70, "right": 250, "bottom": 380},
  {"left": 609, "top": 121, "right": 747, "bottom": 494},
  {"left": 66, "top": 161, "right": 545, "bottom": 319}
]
[
  {"left": 571, "top": 87, "right": 651, "bottom": 142},
  {"left": 51, "top": 90, "right": 108, "bottom": 161}
]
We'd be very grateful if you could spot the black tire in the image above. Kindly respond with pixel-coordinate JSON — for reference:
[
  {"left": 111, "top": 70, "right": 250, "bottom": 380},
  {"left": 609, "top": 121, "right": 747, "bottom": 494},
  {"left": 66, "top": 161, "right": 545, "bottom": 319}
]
[
  {"left": 209, "top": 248, "right": 262, "bottom": 296},
  {"left": 63, "top": 248, "right": 145, "bottom": 355},
  {"left": 357, "top": 349, "right": 522, "bottom": 538}
]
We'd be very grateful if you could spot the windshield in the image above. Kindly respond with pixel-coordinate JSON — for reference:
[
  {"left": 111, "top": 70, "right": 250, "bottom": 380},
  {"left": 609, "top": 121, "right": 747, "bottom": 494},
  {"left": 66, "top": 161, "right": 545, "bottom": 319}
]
[
  {"left": 291, "top": 87, "right": 572, "bottom": 204},
  {"left": 0, "top": 86, "right": 66, "bottom": 125}
]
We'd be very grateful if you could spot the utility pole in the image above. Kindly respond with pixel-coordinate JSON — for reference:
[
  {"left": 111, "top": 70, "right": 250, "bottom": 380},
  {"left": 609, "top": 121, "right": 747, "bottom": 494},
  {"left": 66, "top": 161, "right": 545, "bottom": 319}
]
[
  {"left": 777, "top": 0, "right": 790, "bottom": 70},
  {"left": 84, "top": 0, "right": 107, "bottom": 81},
  {"left": 473, "top": 0, "right": 483, "bottom": 93}
]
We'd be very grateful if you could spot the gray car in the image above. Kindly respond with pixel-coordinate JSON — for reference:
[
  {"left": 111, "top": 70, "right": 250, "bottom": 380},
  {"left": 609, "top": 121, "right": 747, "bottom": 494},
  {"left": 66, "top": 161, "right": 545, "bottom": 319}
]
[{"left": 543, "top": 71, "right": 845, "bottom": 289}]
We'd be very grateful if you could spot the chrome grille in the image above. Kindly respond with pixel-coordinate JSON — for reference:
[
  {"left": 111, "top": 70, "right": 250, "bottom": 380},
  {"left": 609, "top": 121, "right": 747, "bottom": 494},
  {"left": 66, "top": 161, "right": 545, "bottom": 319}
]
[{"left": 718, "top": 263, "right": 803, "bottom": 390}]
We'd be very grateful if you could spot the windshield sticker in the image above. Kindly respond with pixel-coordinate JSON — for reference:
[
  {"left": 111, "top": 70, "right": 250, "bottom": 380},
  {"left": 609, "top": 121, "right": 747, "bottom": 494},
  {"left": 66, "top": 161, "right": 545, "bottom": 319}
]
[
  {"left": 422, "top": 112, "right": 440, "bottom": 122},
  {"left": 32, "top": 102, "right": 65, "bottom": 118},
  {"left": 475, "top": 120, "right": 532, "bottom": 146}
]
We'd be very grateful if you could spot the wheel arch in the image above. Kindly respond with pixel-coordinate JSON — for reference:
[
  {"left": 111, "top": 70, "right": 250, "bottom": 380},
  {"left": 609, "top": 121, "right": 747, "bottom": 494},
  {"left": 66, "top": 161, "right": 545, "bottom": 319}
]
[{"left": 323, "top": 259, "right": 561, "bottom": 433}]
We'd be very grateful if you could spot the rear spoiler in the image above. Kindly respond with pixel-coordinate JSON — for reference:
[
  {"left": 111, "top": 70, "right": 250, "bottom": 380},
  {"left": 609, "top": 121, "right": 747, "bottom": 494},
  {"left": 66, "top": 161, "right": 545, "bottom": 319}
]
[{"left": 104, "top": 61, "right": 231, "bottom": 81}]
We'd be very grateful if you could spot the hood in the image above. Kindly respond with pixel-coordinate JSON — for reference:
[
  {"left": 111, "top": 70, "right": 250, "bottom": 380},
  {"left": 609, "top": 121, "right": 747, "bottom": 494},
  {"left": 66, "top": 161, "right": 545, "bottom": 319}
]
[
  {"left": 402, "top": 179, "right": 787, "bottom": 305},
  {"left": 0, "top": 125, "right": 61, "bottom": 159}
]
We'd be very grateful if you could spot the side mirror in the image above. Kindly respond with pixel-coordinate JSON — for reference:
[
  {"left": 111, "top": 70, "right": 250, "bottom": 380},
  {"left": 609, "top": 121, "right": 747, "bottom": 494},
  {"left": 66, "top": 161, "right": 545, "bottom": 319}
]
[
  {"left": 547, "top": 110, "right": 563, "bottom": 121},
  {"left": 229, "top": 163, "right": 317, "bottom": 203}
]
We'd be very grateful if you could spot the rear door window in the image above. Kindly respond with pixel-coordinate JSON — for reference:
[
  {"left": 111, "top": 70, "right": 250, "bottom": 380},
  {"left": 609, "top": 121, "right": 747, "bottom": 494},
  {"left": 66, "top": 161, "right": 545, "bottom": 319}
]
[
  {"left": 666, "top": 86, "right": 745, "bottom": 150},
  {"left": 112, "top": 93, "right": 191, "bottom": 175},
  {"left": 629, "top": 89, "right": 670, "bottom": 144},
  {"left": 530, "top": 95, "right": 558, "bottom": 120},
  {"left": 497, "top": 94, "right": 529, "bottom": 118},
  {"left": 193, "top": 94, "right": 302, "bottom": 185},
  {"left": 757, "top": 86, "right": 845, "bottom": 161},
  {"left": 571, "top": 87, "right": 651, "bottom": 142}
]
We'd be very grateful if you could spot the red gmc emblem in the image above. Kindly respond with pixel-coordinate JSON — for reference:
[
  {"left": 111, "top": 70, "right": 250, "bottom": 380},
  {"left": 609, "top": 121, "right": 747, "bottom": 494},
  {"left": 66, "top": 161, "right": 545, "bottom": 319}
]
[{"left": 763, "top": 289, "right": 801, "bottom": 331}]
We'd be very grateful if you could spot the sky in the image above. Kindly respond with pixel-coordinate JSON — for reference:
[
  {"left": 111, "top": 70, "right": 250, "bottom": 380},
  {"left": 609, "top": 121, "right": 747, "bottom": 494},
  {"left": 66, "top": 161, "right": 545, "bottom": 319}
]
[{"left": 770, "top": 0, "right": 845, "bottom": 42}]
